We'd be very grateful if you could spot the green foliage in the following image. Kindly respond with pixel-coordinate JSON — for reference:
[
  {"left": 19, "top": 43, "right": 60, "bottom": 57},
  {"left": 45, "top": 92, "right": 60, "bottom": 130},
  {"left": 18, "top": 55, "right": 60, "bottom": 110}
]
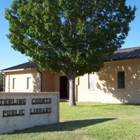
[
  {"left": 5, "top": 0, "right": 136, "bottom": 77},
  {"left": 5, "top": 0, "right": 136, "bottom": 106}
]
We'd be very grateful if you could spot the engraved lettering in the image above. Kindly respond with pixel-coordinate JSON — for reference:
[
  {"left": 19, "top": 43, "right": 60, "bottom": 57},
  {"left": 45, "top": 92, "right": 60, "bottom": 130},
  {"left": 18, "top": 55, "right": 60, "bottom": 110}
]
[
  {"left": 0, "top": 99, "right": 26, "bottom": 106},
  {"left": 3, "top": 109, "right": 25, "bottom": 117},
  {"left": 32, "top": 98, "right": 51, "bottom": 104},
  {"left": 30, "top": 108, "right": 51, "bottom": 115}
]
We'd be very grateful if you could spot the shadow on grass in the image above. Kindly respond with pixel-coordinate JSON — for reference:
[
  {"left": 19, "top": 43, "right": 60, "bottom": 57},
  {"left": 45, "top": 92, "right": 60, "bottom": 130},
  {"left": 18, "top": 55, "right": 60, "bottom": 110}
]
[{"left": 15, "top": 118, "right": 116, "bottom": 134}]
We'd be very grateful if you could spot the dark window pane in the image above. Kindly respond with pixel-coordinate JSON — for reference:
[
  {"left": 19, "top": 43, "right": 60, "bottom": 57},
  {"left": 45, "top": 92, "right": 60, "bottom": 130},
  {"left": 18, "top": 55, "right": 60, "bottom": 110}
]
[{"left": 117, "top": 72, "right": 125, "bottom": 88}]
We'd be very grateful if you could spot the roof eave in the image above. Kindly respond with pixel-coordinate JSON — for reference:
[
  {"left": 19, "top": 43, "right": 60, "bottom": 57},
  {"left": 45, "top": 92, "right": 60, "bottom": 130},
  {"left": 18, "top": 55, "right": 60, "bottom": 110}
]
[{"left": 3, "top": 68, "right": 37, "bottom": 73}]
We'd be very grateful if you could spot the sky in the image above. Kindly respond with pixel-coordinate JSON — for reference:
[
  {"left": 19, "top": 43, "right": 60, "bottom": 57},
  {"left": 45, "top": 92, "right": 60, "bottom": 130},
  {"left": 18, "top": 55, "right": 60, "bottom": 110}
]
[{"left": 0, "top": 0, "right": 140, "bottom": 70}]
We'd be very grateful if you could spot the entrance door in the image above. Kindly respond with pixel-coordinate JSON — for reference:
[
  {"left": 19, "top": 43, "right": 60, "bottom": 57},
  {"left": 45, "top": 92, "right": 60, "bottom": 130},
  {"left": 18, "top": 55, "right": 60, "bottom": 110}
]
[{"left": 60, "top": 76, "right": 69, "bottom": 99}]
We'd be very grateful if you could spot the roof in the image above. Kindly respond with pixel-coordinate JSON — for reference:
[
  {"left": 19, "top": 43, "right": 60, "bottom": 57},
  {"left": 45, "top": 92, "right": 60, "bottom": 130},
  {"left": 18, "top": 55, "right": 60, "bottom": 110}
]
[
  {"left": 2, "top": 46, "right": 140, "bottom": 71},
  {"left": 2, "top": 62, "right": 38, "bottom": 71},
  {"left": 110, "top": 46, "right": 140, "bottom": 60}
]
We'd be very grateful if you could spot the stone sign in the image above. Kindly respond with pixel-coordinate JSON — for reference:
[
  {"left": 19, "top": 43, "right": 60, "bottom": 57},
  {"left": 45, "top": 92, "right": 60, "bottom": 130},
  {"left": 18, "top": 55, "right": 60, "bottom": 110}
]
[{"left": 0, "top": 92, "right": 59, "bottom": 134}]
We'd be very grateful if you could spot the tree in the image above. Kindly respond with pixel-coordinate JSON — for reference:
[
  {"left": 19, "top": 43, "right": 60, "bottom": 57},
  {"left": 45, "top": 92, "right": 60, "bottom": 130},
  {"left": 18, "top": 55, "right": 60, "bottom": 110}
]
[{"left": 5, "top": 0, "right": 136, "bottom": 106}]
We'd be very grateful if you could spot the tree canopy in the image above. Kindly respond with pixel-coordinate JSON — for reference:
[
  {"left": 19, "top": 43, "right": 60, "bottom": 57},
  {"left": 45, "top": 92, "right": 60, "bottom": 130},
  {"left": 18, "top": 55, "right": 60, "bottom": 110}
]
[{"left": 5, "top": 0, "right": 136, "bottom": 106}]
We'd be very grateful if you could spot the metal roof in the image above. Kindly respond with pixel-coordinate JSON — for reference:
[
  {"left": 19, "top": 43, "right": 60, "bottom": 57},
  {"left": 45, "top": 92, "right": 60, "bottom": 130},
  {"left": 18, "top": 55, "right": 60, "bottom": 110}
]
[{"left": 110, "top": 46, "right": 140, "bottom": 60}]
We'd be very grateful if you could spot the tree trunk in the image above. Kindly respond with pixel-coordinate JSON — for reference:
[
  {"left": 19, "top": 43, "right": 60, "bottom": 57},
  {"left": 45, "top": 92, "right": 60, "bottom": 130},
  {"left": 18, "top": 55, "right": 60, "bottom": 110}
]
[{"left": 68, "top": 75, "right": 76, "bottom": 106}]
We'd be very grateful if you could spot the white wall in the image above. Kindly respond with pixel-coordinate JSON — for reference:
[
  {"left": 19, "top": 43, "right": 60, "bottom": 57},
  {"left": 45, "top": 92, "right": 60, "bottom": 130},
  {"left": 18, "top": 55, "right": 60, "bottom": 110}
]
[{"left": 5, "top": 71, "right": 41, "bottom": 92}]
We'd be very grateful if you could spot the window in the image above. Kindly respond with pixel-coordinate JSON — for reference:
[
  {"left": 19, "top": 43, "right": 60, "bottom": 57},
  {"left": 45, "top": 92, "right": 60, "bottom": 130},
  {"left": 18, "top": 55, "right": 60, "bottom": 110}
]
[
  {"left": 88, "top": 73, "right": 94, "bottom": 89},
  {"left": 13, "top": 78, "right": 16, "bottom": 89},
  {"left": 27, "top": 77, "right": 31, "bottom": 89},
  {"left": 117, "top": 72, "right": 125, "bottom": 89}
]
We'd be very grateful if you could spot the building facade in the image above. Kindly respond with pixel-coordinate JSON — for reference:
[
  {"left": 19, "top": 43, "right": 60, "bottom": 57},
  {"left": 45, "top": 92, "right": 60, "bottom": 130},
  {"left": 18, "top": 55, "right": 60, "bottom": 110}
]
[{"left": 2, "top": 47, "right": 140, "bottom": 104}]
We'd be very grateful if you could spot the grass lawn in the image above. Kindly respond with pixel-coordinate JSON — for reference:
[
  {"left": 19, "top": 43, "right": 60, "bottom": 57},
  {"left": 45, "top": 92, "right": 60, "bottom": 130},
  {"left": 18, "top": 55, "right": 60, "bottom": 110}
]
[{"left": 0, "top": 102, "right": 140, "bottom": 140}]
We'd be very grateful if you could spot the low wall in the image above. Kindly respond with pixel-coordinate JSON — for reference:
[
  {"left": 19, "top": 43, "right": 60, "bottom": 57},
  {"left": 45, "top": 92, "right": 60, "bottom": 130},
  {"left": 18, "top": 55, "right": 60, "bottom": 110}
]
[{"left": 0, "top": 92, "right": 59, "bottom": 134}]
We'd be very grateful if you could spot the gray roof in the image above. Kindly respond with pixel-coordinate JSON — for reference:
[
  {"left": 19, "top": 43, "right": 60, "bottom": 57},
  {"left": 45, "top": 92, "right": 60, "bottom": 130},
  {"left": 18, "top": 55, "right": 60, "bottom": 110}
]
[
  {"left": 2, "top": 62, "right": 38, "bottom": 71},
  {"left": 110, "top": 46, "right": 140, "bottom": 60},
  {"left": 2, "top": 46, "right": 140, "bottom": 71}
]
